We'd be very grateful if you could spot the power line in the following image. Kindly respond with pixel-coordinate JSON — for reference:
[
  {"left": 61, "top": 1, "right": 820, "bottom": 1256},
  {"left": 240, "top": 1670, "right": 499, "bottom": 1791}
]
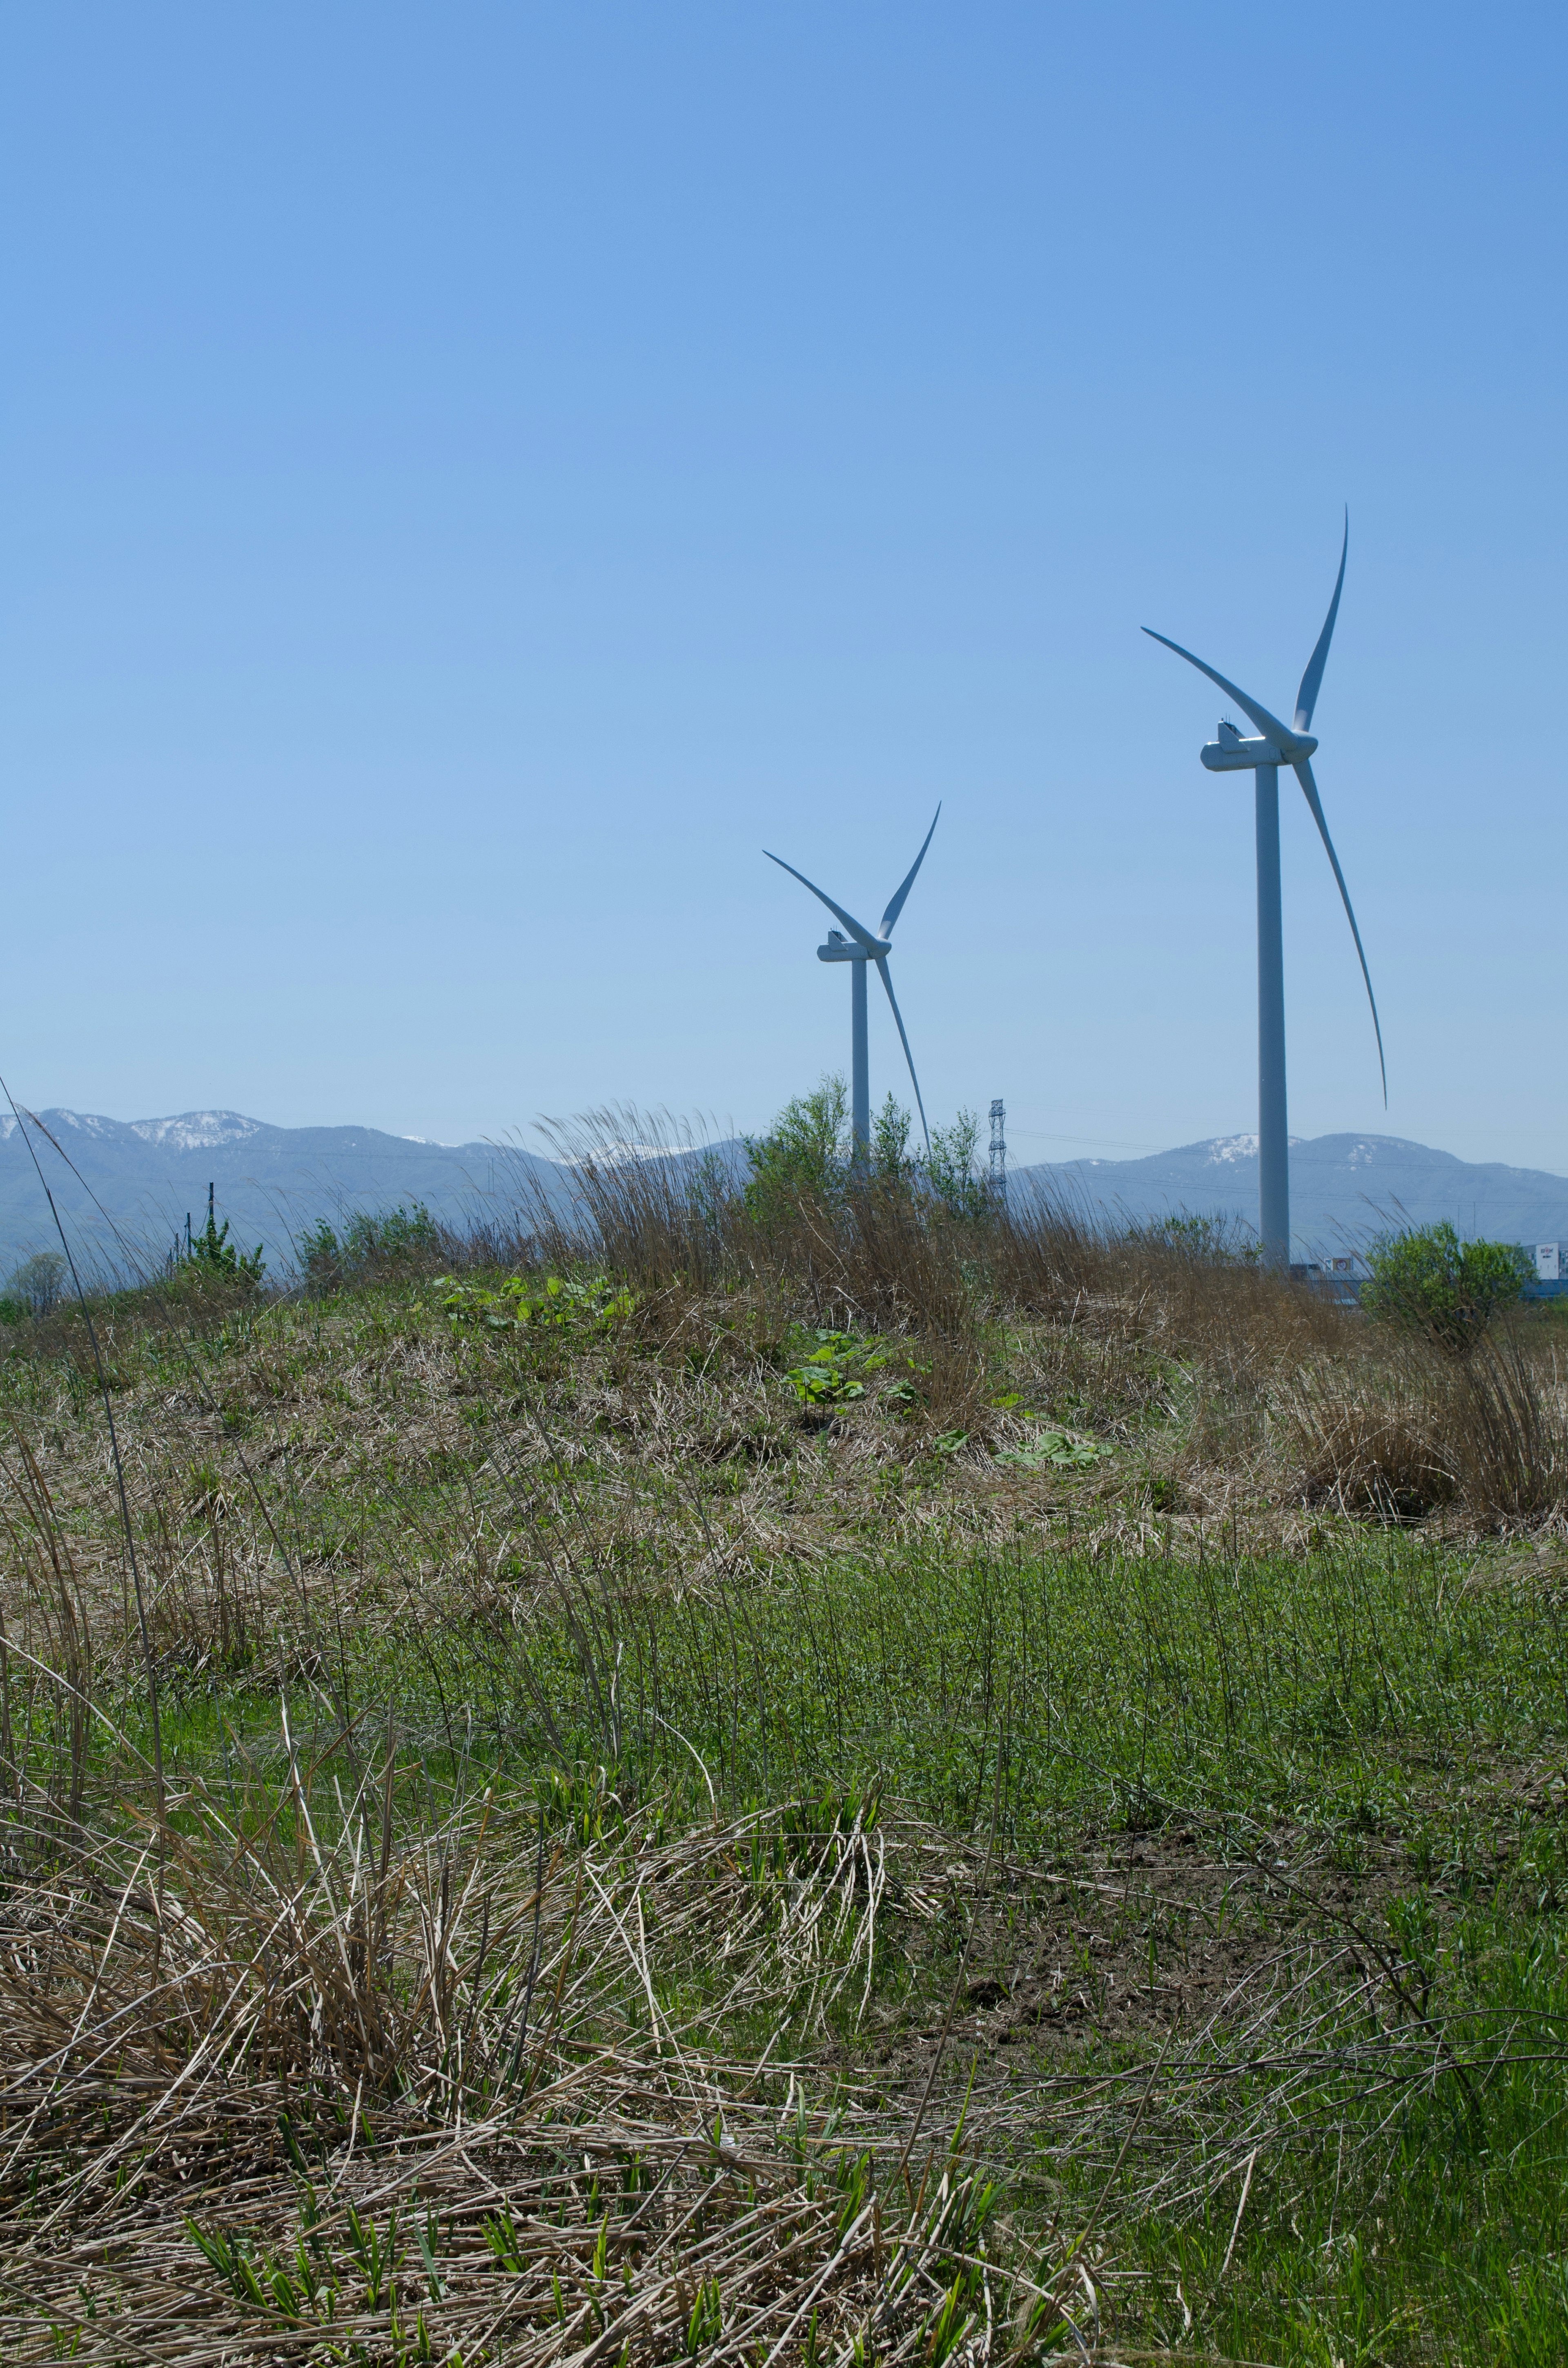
[{"left": 1006, "top": 1127, "right": 1169, "bottom": 1155}]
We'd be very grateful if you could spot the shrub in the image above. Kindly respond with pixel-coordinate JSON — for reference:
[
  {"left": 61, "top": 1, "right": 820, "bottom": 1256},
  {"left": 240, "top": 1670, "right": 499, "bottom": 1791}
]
[
  {"left": 742, "top": 1077, "right": 853, "bottom": 1224},
  {"left": 1362, "top": 1222, "right": 1530, "bottom": 1356},
  {"left": 1135, "top": 1212, "right": 1262, "bottom": 1266},
  {"left": 299, "top": 1201, "right": 442, "bottom": 1289},
  {"left": 925, "top": 1110, "right": 991, "bottom": 1224},
  {"left": 743, "top": 1079, "right": 991, "bottom": 1226},
  {"left": 5, "top": 1251, "right": 67, "bottom": 1316},
  {"left": 186, "top": 1188, "right": 265, "bottom": 1283}
]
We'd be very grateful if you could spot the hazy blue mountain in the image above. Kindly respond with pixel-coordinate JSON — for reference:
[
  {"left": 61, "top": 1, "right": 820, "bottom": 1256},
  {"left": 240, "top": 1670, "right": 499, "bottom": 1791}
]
[
  {"left": 0, "top": 1110, "right": 568, "bottom": 1282},
  {"left": 5, "top": 1110, "right": 1564, "bottom": 1290},
  {"left": 1014, "top": 1133, "right": 1568, "bottom": 1257}
]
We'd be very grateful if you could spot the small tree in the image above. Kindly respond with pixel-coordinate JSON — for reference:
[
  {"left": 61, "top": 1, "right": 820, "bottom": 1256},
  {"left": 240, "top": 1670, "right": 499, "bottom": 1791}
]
[
  {"left": 742, "top": 1077, "right": 851, "bottom": 1222},
  {"left": 187, "top": 1185, "right": 265, "bottom": 1283},
  {"left": 1361, "top": 1220, "right": 1530, "bottom": 1356},
  {"left": 870, "top": 1093, "right": 913, "bottom": 1180},
  {"left": 926, "top": 1109, "right": 992, "bottom": 1223},
  {"left": 5, "top": 1251, "right": 66, "bottom": 1317}
]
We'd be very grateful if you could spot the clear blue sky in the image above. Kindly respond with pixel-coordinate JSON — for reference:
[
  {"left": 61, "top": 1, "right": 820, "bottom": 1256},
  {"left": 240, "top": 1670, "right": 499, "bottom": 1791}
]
[{"left": 2, "top": 3, "right": 1563, "bottom": 1170}]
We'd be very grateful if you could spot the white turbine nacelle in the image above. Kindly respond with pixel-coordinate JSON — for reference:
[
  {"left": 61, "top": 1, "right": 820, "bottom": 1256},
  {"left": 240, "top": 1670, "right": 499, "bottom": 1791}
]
[
  {"left": 818, "top": 928, "right": 891, "bottom": 962},
  {"left": 1200, "top": 718, "right": 1318, "bottom": 771},
  {"left": 1201, "top": 736, "right": 1318, "bottom": 769}
]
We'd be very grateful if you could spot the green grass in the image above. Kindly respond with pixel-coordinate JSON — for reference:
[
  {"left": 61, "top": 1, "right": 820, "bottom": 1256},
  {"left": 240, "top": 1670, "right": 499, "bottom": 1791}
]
[
  {"left": 5, "top": 1254, "right": 1568, "bottom": 2361},
  {"left": 391, "top": 1532, "right": 1568, "bottom": 2360}
]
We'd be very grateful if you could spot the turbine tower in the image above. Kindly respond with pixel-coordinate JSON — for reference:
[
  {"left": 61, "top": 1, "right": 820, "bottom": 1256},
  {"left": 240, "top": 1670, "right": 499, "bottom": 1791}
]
[
  {"left": 1144, "top": 517, "right": 1385, "bottom": 1266},
  {"left": 765, "top": 808, "right": 939, "bottom": 1159}
]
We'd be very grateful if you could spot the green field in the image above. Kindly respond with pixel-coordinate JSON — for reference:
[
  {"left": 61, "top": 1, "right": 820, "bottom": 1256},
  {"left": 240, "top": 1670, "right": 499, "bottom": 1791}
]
[{"left": 3, "top": 1175, "right": 1567, "bottom": 2364}]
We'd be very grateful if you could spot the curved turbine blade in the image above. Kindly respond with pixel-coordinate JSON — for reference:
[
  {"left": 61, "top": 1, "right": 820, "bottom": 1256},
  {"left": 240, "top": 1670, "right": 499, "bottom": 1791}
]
[
  {"left": 764, "top": 852, "right": 881, "bottom": 952},
  {"left": 879, "top": 803, "right": 941, "bottom": 940},
  {"left": 1294, "top": 508, "right": 1348, "bottom": 734},
  {"left": 1141, "top": 630, "right": 1295, "bottom": 747},
  {"left": 874, "top": 956, "right": 930, "bottom": 1155},
  {"left": 1293, "top": 758, "right": 1387, "bottom": 1106}
]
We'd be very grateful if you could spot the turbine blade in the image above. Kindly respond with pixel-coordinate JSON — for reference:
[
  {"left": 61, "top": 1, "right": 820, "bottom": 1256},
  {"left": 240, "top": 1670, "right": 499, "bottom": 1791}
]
[
  {"left": 875, "top": 956, "right": 931, "bottom": 1155},
  {"left": 1141, "top": 630, "right": 1296, "bottom": 747},
  {"left": 1293, "top": 758, "right": 1387, "bottom": 1106},
  {"left": 879, "top": 803, "right": 941, "bottom": 940},
  {"left": 764, "top": 852, "right": 881, "bottom": 951},
  {"left": 1294, "top": 508, "right": 1348, "bottom": 733}
]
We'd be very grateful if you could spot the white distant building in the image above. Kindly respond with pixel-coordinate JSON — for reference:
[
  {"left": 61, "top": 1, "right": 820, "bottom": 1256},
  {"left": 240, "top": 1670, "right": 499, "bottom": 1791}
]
[{"left": 1535, "top": 1243, "right": 1561, "bottom": 1282}]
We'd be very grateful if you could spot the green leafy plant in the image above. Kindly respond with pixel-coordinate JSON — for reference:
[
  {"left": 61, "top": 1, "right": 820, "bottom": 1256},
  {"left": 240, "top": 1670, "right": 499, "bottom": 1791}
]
[
  {"left": 1361, "top": 1221, "right": 1531, "bottom": 1356},
  {"left": 995, "top": 1426, "right": 1113, "bottom": 1471},
  {"left": 481, "top": 2202, "right": 526, "bottom": 2272},
  {"left": 870, "top": 1093, "right": 913, "bottom": 1177},
  {"left": 782, "top": 1327, "right": 886, "bottom": 1406},
  {"left": 436, "top": 1272, "right": 635, "bottom": 1335}
]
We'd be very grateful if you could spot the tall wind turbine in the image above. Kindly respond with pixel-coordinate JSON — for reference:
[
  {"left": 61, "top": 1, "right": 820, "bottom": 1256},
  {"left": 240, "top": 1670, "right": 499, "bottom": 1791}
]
[
  {"left": 764, "top": 808, "right": 940, "bottom": 1159},
  {"left": 1144, "top": 517, "right": 1385, "bottom": 1267}
]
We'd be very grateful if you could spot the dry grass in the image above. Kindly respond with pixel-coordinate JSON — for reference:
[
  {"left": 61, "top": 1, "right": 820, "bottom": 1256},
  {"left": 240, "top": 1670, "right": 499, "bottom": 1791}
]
[
  {"left": 1278, "top": 1325, "right": 1568, "bottom": 1532},
  {"left": 0, "top": 1766, "right": 1010, "bottom": 2364},
  {"left": 2, "top": 1746, "right": 1526, "bottom": 2366},
  {"left": 4, "top": 1123, "right": 1568, "bottom": 2361},
  {"left": 519, "top": 1116, "right": 1568, "bottom": 1542}
]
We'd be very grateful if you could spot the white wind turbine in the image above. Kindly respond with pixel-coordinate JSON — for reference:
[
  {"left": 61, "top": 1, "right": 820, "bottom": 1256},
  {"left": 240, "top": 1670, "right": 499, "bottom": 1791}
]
[
  {"left": 1144, "top": 517, "right": 1385, "bottom": 1265},
  {"left": 764, "top": 808, "right": 939, "bottom": 1159}
]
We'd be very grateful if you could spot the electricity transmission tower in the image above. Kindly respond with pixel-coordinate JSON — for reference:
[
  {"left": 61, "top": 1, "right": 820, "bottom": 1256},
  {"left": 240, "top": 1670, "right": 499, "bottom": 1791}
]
[{"left": 988, "top": 1099, "right": 1007, "bottom": 1211}]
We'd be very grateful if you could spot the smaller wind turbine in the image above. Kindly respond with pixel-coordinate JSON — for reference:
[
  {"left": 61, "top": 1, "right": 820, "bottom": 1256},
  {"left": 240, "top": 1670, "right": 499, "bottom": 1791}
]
[{"left": 764, "top": 808, "right": 940, "bottom": 1159}]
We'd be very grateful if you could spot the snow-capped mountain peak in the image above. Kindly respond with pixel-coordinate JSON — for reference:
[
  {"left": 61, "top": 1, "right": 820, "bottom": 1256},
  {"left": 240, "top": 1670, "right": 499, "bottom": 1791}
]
[{"left": 127, "top": 1113, "right": 267, "bottom": 1151}]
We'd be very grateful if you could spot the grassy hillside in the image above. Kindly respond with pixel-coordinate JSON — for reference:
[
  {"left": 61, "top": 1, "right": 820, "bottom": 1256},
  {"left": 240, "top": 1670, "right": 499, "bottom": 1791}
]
[{"left": 3, "top": 1139, "right": 1568, "bottom": 2364}]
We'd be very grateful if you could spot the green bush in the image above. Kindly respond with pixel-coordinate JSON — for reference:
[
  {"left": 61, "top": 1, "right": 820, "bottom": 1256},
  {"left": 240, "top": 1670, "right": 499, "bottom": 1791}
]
[
  {"left": 298, "top": 1202, "right": 440, "bottom": 1289},
  {"left": 742, "top": 1078, "right": 992, "bottom": 1225},
  {"left": 1361, "top": 1220, "right": 1530, "bottom": 1355},
  {"left": 742, "top": 1077, "right": 855, "bottom": 1223},
  {"left": 924, "top": 1109, "right": 991, "bottom": 1223},
  {"left": 4, "top": 1251, "right": 67, "bottom": 1316},
  {"left": 1135, "top": 1212, "right": 1263, "bottom": 1265}
]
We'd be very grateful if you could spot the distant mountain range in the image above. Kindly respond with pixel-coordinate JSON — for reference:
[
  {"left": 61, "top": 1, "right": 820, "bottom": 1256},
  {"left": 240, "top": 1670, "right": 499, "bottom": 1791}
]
[
  {"left": 1, "top": 1112, "right": 1564, "bottom": 1285},
  {"left": 0, "top": 1110, "right": 565, "bottom": 1280},
  {"left": 1016, "top": 1133, "right": 1568, "bottom": 1257}
]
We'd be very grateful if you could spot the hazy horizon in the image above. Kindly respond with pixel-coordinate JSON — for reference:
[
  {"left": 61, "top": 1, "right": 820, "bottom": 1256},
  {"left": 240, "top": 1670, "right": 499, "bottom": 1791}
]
[{"left": 7, "top": 1101, "right": 1568, "bottom": 1185}]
